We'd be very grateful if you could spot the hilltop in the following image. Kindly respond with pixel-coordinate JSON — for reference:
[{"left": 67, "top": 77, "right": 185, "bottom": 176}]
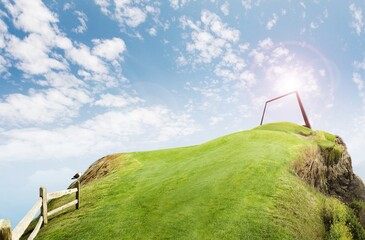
[{"left": 26, "top": 122, "right": 365, "bottom": 239}]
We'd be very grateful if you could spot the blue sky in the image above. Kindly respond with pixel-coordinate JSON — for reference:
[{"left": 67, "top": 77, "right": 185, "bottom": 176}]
[{"left": 1, "top": 0, "right": 365, "bottom": 226}]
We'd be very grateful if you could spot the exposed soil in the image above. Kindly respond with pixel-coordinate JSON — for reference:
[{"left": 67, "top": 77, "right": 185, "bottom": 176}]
[{"left": 69, "top": 154, "right": 124, "bottom": 189}]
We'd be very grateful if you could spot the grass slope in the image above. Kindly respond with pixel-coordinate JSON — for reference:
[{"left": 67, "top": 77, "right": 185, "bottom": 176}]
[{"left": 33, "top": 122, "right": 330, "bottom": 239}]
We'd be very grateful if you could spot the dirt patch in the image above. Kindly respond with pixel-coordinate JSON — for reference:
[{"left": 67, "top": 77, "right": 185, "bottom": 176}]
[
  {"left": 293, "top": 145, "right": 327, "bottom": 192},
  {"left": 69, "top": 154, "right": 124, "bottom": 188}
]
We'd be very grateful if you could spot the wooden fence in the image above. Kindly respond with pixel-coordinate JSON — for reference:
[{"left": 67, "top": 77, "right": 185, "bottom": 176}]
[{"left": 0, "top": 181, "right": 80, "bottom": 240}]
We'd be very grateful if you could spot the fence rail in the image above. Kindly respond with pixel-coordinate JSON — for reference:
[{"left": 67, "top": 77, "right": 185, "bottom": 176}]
[{"left": 0, "top": 181, "right": 80, "bottom": 240}]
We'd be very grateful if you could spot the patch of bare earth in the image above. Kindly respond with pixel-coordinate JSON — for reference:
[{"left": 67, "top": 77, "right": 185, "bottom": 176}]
[{"left": 69, "top": 154, "right": 124, "bottom": 188}]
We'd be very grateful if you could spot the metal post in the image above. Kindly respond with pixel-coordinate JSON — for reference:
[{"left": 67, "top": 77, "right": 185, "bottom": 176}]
[
  {"left": 260, "top": 102, "right": 268, "bottom": 126},
  {"left": 295, "top": 92, "right": 311, "bottom": 129}
]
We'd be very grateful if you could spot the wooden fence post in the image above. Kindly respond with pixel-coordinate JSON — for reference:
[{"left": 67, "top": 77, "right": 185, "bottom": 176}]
[
  {"left": 76, "top": 181, "right": 80, "bottom": 209},
  {"left": 40, "top": 187, "right": 48, "bottom": 224},
  {"left": 0, "top": 219, "right": 11, "bottom": 240}
]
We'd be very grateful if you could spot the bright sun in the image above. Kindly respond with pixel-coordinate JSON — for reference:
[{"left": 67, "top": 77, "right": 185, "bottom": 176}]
[{"left": 273, "top": 69, "right": 303, "bottom": 93}]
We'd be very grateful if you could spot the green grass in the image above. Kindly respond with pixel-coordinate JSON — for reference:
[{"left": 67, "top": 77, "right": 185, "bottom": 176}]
[{"left": 30, "top": 122, "right": 345, "bottom": 239}]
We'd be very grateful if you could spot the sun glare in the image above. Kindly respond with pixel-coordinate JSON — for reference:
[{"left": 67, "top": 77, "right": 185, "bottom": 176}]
[{"left": 273, "top": 69, "right": 303, "bottom": 93}]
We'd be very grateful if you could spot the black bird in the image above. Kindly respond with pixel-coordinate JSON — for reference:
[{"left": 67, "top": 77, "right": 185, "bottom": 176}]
[{"left": 71, "top": 171, "right": 82, "bottom": 180}]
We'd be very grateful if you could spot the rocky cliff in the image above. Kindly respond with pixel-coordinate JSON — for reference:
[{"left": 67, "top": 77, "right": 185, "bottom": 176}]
[
  {"left": 294, "top": 135, "right": 365, "bottom": 203},
  {"left": 294, "top": 133, "right": 365, "bottom": 226}
]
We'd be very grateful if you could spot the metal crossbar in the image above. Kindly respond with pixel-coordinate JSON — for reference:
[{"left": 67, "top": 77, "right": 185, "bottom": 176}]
[{"left": 260, "top": 91, "right": 311, "bottom": 129}]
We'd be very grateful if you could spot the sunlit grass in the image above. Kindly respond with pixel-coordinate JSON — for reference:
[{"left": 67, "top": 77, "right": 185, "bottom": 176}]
[{"left": 29, "top": 122, "right": 338, "bottom": 239}]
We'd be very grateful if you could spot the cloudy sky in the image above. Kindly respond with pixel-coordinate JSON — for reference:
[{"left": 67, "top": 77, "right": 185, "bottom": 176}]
[{"left": 1, "top": 0, "right": 365, "bottom": 225}]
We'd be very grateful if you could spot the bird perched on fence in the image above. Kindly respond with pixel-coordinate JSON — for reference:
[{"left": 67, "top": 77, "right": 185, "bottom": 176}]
[{"left": 71, "top": 172, "right": 83, "bottom": 180}]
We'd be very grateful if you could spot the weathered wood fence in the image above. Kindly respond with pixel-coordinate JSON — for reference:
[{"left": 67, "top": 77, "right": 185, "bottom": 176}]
[{"left": 0, "top": 181, "right": 80, "bottom": 240}]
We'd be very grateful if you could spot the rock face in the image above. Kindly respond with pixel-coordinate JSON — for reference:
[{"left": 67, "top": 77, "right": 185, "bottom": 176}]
[
  {"left": 327, "top": 137, "right": 365, "bottom": 203},
  {"left": 294, "top": 136, "right": 365, "bottom": 204}
]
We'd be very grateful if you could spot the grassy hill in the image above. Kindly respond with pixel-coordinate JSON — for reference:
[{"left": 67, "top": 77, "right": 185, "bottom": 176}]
[{"left": 28, "top": 122, "right": 365, "bottom": 239}]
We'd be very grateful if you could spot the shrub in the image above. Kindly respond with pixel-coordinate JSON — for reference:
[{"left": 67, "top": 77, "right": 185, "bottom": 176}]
[
  {"left": 328, "top": 223, "right": 352, "bottom": 240},
  {"left": 323, "top": 198, "right": 365, "bottom": 240},
  {"left": 347, "top": 209, "right": 365, "bottom": 240},
  {"left": 349, "top": 201, "right": 365, "bottom": 217}
]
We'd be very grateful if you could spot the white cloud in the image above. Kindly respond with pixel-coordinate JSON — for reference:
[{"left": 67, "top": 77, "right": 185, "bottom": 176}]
[
  {"left": 1, "top": 0, "right": 98, "bottom": 79},
  {"left": 0, "top": 106, "right": 199, "bottom": 162},
  {"left": 270, "top": 47, "right": 290, "bottom": 62},
  {"left": 77, "top": 69, "right": 125, "bottom": 88},
  {"left": 0, "top": 55, "right": 9, "bottom": 74},
  {"left": 42, "top": 72, "right": 86, "bottom": 88},
  {"left": 349, "top": 3, "right": 363, "bottom": 35},
  {"left": 2, "top": 0, "right": 58, "bottom": 37},
  {"left": 310, "top": 21, "right": 319, "bottom": 29},
  {"left": 181, "top": 10, "right": 240, "bottom": 63},
  {"left": 148, "top": 27, "right": 157, "bottom": 36},
  {"left": 0, "top": 87, "right": 91, "bottom": 126},
  {"left": 0, "top": 18, "right": 9, "bottom": 74},
  {"left": 94, "top": 93, "right": 143, "bottom": 108},
  {"left": 63, "top": 3, "right": 73, "bottom": 11},
  {"left": 176, "top": 54, "right": 188, "bottom": 66},
  {"left": 201, "top": 10, "right": 239, "bottom": 42},
  {"left": 186, "top": 31, "right": 225, "bottom": 63},
  {"left": 83, "top": 108, "right": 163, "bottom": 135},
  {"left": 354, "top": 57, "right": 365, "bottom": 70},
  {"left": 94, "top": 0, "right": 110, "bottom": 14},
  {"left": 241, "top": 0, "right": 252, "bottom": 10},
  {"left": 92, "top": 37, "right": 126, "bottom": 61},
  {"left": 220, "top": 2, "right": 229, "bottom": 16},
  {"left": 249, "top": 49, "right": 265, "bottom": 65},
  {"left": 170, "top": 0, "right": 189, "bottom": 10},
  {"left": 353, "top": 73, "right": 364, "bottom": 91},
  {"left": 145, "top": 5, "right": 159, "bottom": 15},
  {"left": 179, "top": 11, "right": 253, "bottom": 98},
  {"left": 258, "top": 38, "right": 273, "bottom": 49},
  {"left": 115, "top": 2, "right": 146, "bottom": 27},
  {"left": 238, "top": 70, "right": 256, "bottom": 88},
  {"left": 0, "top": 0, "right": 132, "bottom": 130},
  {"left": 249, "top": 39, "right": 288, "bottom": 66},
  {"left": 67, "top": 43, "right": 108, "bottom": 74},
  {"left": 95, "top": 0, "right": 148, "bottom": 28},
  {"left": 6, "top": 34, "right": 68, "bottom": 75},
  {"left": 0, "top": 18, "right": 7, "bottom": 48},
  {"left": 214, "top": 50, "right": 252, "bottom": 87},
  {"left": 267, "top": 13, "right": 278, "bottom": 30},
  {"left": 72, "top": 11, "right": 88, "bottom": 34}
]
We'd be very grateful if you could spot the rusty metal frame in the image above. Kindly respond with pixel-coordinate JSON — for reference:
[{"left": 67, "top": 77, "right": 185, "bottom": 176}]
[{"left": 260, "top": 91, "right": 311, "bottom": 129}]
